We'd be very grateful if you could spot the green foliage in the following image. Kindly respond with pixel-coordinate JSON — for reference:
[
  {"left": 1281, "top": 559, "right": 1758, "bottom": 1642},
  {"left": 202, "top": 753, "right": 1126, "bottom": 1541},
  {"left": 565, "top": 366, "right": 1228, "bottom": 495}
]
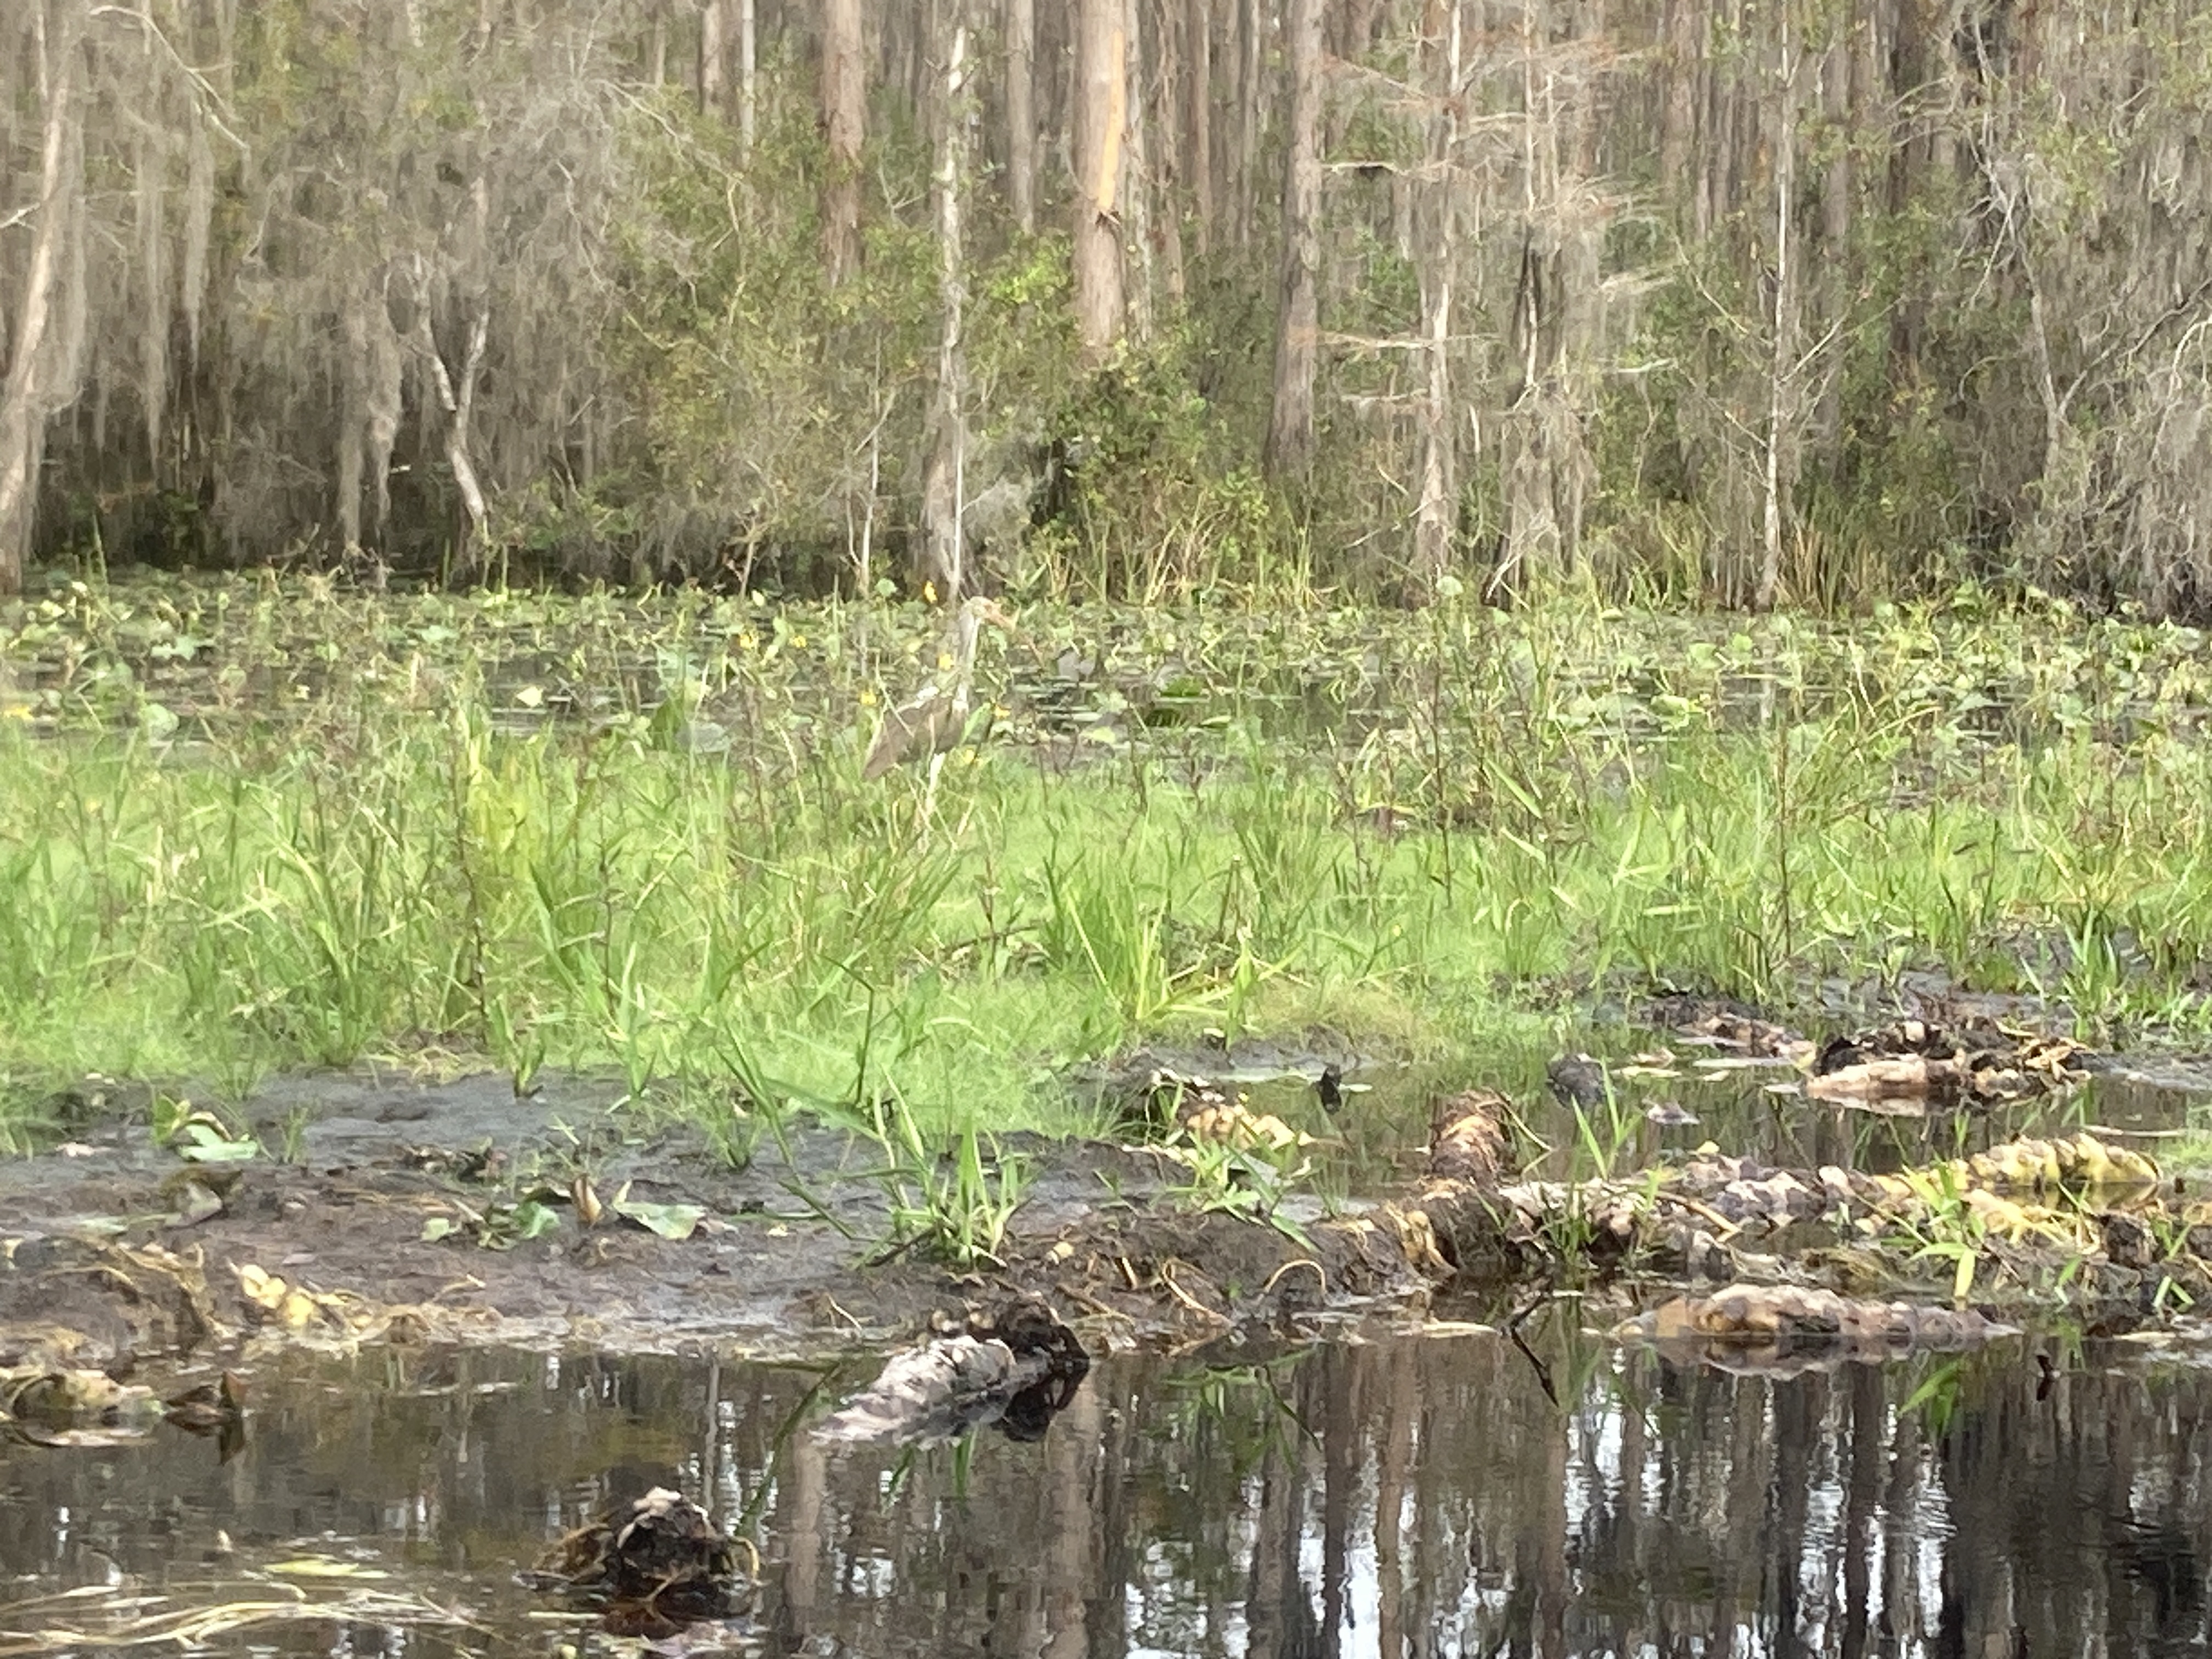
[
  {"left": 12, "top": 577, "right": 2212, "bottom": 1153},
  {"left": 1026, "top": 329, "right": 1298, "bottom": 605},
  {"left": 864, "top": 1093, "right": 1029, "bottom": 1270}
]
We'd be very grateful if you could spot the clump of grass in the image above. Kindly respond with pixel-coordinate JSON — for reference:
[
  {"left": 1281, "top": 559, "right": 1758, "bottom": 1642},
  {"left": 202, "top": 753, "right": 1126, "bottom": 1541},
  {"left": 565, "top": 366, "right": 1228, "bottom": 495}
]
[
  {"left": 862, "top": 1093, "right": 1028, "bottom": 1269},
  {"left": 8, "top": 577, "right": 2212, "bottom": 1155}
]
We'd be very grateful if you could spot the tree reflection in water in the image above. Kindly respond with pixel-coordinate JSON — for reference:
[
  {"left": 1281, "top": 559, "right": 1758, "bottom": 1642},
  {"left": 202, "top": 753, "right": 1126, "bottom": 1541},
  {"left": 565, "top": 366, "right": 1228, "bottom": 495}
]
[{"left": 1, "top": 1325, "right": 2207, "bottom": 1656}]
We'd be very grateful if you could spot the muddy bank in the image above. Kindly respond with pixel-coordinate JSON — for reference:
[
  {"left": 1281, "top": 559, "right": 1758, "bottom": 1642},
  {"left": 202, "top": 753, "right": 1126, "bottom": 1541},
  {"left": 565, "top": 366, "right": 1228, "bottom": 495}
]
[
  {"left": 10, "top": 1012, "right": 2212, "bottom": 1397},
  {"left": 0, "top": 1068, "right": 1436, "bottom": 1386}
]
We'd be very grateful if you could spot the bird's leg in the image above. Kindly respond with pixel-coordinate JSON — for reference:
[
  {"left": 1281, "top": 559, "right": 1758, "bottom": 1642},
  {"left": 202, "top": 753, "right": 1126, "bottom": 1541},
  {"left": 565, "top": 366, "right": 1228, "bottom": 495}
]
[{"left": 920, "top": 749, "right": 947, "bottom": 838}]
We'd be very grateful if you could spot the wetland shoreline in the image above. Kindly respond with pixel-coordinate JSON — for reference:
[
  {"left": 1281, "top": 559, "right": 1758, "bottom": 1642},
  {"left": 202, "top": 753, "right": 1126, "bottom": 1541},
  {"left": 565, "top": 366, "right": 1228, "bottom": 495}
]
[{"left": 13, "top": 578, "right": 2212, "bottom": 1398}]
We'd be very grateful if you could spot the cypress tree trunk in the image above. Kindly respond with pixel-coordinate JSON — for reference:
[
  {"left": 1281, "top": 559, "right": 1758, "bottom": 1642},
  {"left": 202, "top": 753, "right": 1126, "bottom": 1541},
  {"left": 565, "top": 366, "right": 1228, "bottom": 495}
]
[
  {"left": 921, "top": 0, "right": 970, "bottom": 601},
  {"left": 0, "top": 0, "right": 86, "bottom": 596},
  {"left": 1413, "top": 0, "right": 1462, "bottom": 595},
  {"left": 1754, "top": 11, "right": 1801, "bottom": 613},
  {"left": 1186, "top": 0, "right": 1211, "bottom": 256},
  {"left": 737, "top": 0, "right": 757, "bottom": 151},
  {"left": 1072, "top": 0, "right": 1125, "bottom": 360},
  {"left": 700, "top": 0, "right": 726, "bottom": 115},
  {"left": 1005, "top": 0, "right": 1036, "bottom": 233},
  {"left": 1263, "top": 0, "right": 1324, "bottom": 484},
  {"left": 820, "top": 0, "right": 865, "bottom": 287}
]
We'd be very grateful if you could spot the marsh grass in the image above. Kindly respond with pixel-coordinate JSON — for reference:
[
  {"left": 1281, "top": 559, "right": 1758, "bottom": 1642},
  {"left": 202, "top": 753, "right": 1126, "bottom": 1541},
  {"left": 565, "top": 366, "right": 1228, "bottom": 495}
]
[{"left": 9, "top": 577, "right": 2212, "bottom": 1152}]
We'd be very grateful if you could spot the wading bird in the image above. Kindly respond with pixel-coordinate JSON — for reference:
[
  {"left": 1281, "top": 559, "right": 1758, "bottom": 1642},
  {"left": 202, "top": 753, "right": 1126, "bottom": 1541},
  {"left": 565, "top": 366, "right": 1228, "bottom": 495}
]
[{"left": 861, "top": 596, "right": 1015, "bottom": 781}]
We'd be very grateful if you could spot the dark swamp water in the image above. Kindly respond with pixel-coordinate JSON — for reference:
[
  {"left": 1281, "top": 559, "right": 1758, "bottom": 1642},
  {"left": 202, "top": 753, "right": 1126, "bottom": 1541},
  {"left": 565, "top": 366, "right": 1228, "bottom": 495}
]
[{"left": 8, "top": 1323, "right": 2212, "bottom": 1658}]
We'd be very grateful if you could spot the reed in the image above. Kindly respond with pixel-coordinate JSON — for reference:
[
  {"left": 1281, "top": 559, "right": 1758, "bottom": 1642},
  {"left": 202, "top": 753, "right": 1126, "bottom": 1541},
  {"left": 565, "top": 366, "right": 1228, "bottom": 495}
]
[{"left": 7, "top": 577, "right": 2212, "bottom": 1144}]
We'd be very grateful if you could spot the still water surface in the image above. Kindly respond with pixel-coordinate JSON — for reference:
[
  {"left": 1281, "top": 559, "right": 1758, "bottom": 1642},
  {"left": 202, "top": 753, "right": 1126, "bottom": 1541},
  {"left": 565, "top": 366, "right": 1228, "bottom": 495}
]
[{"left": 2, "top": 1325, "right": 2207, "bottom": 1657}]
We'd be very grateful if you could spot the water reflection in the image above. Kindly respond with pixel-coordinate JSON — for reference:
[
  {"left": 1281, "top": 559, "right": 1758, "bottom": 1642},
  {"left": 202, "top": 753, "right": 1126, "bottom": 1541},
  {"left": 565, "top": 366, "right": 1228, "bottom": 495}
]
[{"left": 2, "top": 1326, "right": 2208, "bottom": 1656}]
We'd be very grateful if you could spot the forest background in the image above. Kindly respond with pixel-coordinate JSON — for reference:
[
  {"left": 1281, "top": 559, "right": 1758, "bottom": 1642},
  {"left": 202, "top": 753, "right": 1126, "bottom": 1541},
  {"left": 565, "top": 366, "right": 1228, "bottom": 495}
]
[{"left": 2, "top": 0, "right": 2208, "bottom": 615}]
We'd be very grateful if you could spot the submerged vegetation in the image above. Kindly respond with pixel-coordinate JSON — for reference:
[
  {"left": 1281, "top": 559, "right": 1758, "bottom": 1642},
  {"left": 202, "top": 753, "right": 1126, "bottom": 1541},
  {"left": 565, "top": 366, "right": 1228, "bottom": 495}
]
[{"left": 8, "top": 573, "right": 2212, "bottom": 1148}]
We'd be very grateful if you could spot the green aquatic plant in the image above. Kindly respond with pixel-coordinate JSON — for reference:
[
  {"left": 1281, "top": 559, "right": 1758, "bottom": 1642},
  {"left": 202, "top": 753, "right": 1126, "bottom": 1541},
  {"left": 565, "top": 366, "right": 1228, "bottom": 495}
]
[
  {"left": 862, "top": 1091, "right": 1029, "bottom": 1270},
  {"left": 1158, "top": 1128, "right": 1317, "bottom": 1250},
  {"left": 10, "top": 578, "right": 2212, "bottom": 1157},
  {"left": 1891, "top": 1165, "right": 1989, "bottom": 1307}
]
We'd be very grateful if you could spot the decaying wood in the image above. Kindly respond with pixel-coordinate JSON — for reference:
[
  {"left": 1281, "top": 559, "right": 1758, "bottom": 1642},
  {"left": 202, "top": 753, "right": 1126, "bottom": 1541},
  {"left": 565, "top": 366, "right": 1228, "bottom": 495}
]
[
  {"left": 1618, "top": 1284, "right": 2015, "bottom": 1350},
  {"left": 534, "top": 1487, "right": 747, "bottom": 1607},
  {"left": 1806, "top": 1054, "right": 1965, "bottom": 1104},
  {"left": 815, "top": 1299, "right": 1089, "bottom": 1447},
  {"left": 1427, "top": 1088, "right": 1505, "bottom": 1186}
]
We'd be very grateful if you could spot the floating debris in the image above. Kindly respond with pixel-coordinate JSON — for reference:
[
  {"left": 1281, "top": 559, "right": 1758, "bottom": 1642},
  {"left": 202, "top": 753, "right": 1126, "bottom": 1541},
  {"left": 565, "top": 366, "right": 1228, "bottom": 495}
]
[
  {"left": 1180, "top": 1098, "right": 1312, "bottom": 1154},
  {"left": 1811, "top": 1018, "right": 2088, "bottom": 1108},
  {"left": 814, "top": 1299, "right": 1090, "bottom": 1447},
  {"left": 1409, "top": 1127, "right": 2181, "bottom": 1322},
  {"left": 531, "top": 1487, "right": 752, "bottom": 1632},
  {"left": 1428, "top": 1090, "right": 1508, "bottom": 1185},
  {"left": 162, "top": 1369, "right": 247, "bottom": 1438},
  {"left": 1617, "top": 1283, "right": 2017, "bottom": 1357},
  {"left": 1545, "top": 1053, "right": 1609, "bottom": 1109},
  {"left": 1643, "top": 995, "right": 1814, "bottom": 1063},
  {"left": 1, "top": 1367, "right": 161, "bottom": 1447}
]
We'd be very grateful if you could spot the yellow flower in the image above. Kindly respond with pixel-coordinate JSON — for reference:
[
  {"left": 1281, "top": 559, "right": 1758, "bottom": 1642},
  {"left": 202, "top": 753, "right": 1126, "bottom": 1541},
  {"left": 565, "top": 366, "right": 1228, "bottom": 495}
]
[{"left": 923, "top": 581, "right": 939, "bottom": 606}]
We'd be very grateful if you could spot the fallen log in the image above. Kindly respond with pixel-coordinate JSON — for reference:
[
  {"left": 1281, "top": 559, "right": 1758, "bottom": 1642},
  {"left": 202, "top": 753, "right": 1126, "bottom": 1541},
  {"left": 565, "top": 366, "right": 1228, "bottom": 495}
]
[{"left": 814, "top": 1298, "right": 1090, "bottom": 1447}]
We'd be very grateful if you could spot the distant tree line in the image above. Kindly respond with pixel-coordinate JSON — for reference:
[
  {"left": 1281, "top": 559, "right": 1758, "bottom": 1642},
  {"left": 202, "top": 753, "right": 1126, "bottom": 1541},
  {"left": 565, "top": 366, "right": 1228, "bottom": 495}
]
[{"left": 3, "top": 1, "right": 2209, "bottom": 612}]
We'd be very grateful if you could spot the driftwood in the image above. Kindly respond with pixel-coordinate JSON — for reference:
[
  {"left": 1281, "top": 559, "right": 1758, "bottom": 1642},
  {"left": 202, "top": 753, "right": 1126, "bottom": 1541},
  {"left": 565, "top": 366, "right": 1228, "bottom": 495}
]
[
  {"left": 1618, "top": 1283, "right": 2014, "bottom": 1347},
  {"left": 1613, "top": 1284, "right": 2018, "bottom": 1376},
  {"left": 1397, "top": 1126, "right": 2179, "bottom": 1330},
  {"left": 1811, "top": 1018, "right": 2090, "bottom": 1108},
  {"left": 814, "top": 1298, "right": 1090, "bottom": 1447},
  {"left": 1643, "top": 994, "right": 1816, "bottom": 1062},
  {"left": 1807, "top": 1053, "right": 1967, "bottom": 1104},
  {"left": 1428, "top": 1090, "right": 1508, "bottom": 1184},
  {"left": 533, "top": 1488, "right": 748, "bottom": 1610}
]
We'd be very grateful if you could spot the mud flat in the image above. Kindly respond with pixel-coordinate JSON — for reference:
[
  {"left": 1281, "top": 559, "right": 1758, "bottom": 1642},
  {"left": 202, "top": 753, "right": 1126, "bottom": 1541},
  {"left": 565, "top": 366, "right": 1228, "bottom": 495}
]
[{"left": 8, "top": 1014, "right": 2212, "bottom": 1401}]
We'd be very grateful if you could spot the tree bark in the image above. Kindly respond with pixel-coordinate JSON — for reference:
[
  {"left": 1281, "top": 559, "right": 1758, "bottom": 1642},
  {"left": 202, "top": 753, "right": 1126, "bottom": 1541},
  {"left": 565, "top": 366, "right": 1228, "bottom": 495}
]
[
  {"left": 700, "top": 0, "right": 726, "bottom": 116},
  {"left": 737, "top": 0, "right": 757, "bottom": 152},
  {"left": 1185, "top": 0, "right": 1212, "bottom": 256},
  {"left": 1233, "top": 0, "right": 1261, "bottom": 249},
  {"left": 1811, "top": 22, "right": 1854, "bottom": 464},
  {"left": 1263, "top": 0, "right": 1324, "bottom": 484},
  {"left": 0, "top": 0, "right": 86, "bottom": 597},
  {"left": 1120, "top": 0, "right": 1154, "bottom": 337},
  {"left": 411, "top": 272, "right": 492, "bottom": 573},
  {"left": 1658, "top": 0, "right": 1695, "bottom": 211},
  {"left": 1754, "top": 12, "right": 1801, "bottom": 613},
  {"left": 1071, "top": 0, "right": 1126, "bottom": 360},
  {"left": 1413, "top": 0, "right": 1462, "bottom": 595},
  {"left": 1006, "top": 0, "right": 1036, "bottom": 233},
  {"left": 920, "top": 2, "right": 970, "bottom": 602},
  {"left": 819, "top": 0, "right": 865, "bottom": 287}
]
